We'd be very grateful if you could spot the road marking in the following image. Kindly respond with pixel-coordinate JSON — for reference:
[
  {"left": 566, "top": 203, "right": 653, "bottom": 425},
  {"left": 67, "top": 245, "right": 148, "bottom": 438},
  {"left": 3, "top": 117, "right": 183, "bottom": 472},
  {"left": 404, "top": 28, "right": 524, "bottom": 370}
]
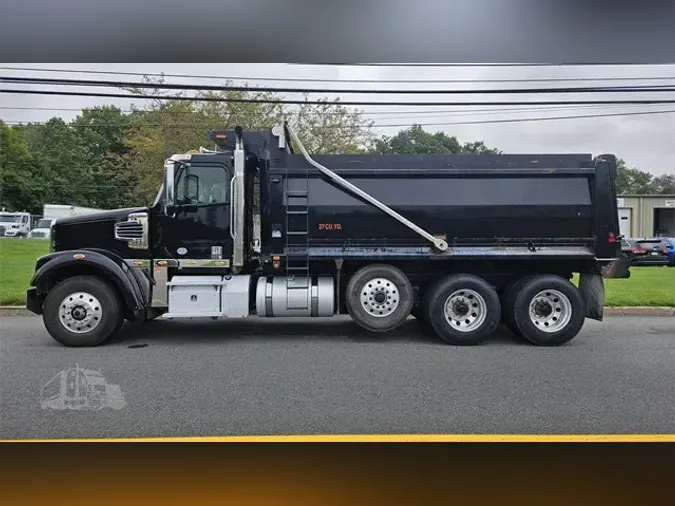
[{"left": 3, "top": 434, "right": 675, "bottom": 443}]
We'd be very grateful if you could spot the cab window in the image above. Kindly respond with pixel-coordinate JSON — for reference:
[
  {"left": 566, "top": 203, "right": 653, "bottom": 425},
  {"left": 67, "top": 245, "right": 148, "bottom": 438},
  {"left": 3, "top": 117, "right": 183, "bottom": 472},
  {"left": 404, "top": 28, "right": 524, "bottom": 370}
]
[{"left": 175, "top": 164, "right": 231, "bottom": 205}]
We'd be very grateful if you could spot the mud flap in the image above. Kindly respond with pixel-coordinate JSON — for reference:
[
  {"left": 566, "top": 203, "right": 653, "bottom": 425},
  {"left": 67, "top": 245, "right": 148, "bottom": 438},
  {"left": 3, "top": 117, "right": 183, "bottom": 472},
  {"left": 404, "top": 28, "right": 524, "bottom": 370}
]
[
  {"left": 601, "top": 257, "right": 631, "bottom": 279},
  {"left": 579, "top": 272, "right": 605, "bottom": 321}
]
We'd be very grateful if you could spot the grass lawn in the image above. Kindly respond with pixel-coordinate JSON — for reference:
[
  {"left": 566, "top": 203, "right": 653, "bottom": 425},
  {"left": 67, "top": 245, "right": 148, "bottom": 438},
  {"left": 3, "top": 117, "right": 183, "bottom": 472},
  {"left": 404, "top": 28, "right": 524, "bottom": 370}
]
[
  {"left": 573, "top": 268, "right": 675, "bottom": 307},
  {"left": 0, "top": 238, "right": 49, "bottom": 305},
  {"left": 0, "top": 237, "right": 673, "bottom": 307}
]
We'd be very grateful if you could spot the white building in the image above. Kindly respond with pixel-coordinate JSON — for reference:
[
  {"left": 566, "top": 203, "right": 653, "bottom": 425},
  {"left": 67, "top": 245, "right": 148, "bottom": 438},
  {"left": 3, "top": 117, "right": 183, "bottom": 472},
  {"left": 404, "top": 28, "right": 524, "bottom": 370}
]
[{"left": 617, "top": 195, "right": 675, "bottom": 238}]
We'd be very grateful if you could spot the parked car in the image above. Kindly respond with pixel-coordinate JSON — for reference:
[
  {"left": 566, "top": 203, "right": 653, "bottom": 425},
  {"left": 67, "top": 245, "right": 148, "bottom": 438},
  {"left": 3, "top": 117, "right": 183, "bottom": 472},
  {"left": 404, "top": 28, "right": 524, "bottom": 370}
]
[
  {"left": 663, "top": 237, "right": 675, "bottom": 266},
  {"left": 622, "top": 238, "right": 674, "bottom": 267}
]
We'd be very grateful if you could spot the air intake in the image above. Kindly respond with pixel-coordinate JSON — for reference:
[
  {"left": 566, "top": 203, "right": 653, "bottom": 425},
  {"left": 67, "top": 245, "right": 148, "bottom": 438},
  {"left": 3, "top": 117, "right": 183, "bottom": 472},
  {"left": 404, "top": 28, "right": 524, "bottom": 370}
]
[{"left": 114, "top": 212, "right": 149, "bottom": 250}]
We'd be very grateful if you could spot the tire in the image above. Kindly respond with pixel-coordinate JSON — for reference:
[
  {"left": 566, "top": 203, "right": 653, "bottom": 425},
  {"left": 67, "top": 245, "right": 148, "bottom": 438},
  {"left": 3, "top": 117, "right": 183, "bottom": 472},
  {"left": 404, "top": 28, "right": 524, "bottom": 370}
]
[
  {"left": 112, "top": 317, "right": 125, "bottom": 335},
  {"left": 345, "top": 264, "right": 414, "bottom": 333},
  {"left": 416, "top": 279, "right": 443, "bottom": 331},
  {"left": 410, "top": 283, "right": 431, "bottom": 323},
  {"left": 42, "top": 275, "right": 124, "bottom": 347},
  {"left": 88, "top": 394, "right": 103, "bottom": 411},
  {"left": 500, "top": 276, "right": 534, "bottom": 340},
  {"left": 427, "top": 274, "right": 501, "bottom": 345},
  {"left": 512, "top": 275, "right": 585, "bottom": 346}
]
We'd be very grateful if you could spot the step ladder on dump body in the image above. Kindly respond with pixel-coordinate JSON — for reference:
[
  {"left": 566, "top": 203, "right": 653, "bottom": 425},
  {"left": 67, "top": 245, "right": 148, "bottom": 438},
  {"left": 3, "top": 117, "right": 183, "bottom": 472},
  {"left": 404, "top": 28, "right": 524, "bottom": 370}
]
[{"left": 284, "top": 142, "right": 311, "bottom": 310}]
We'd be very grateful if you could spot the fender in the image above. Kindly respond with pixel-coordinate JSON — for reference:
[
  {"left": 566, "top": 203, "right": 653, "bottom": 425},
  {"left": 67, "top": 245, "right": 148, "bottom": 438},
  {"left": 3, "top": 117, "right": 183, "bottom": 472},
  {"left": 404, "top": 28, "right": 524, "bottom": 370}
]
[{"left": 27, "top": 249, "right": 147, "bottom": 318}]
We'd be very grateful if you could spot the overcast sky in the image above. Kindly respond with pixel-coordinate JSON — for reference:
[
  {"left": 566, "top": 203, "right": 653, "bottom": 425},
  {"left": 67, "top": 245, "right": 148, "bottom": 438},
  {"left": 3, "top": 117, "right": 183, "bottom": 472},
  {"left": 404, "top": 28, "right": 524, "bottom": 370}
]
[{"left": 1, "top": 63, "right": 675, "bottom": 176}]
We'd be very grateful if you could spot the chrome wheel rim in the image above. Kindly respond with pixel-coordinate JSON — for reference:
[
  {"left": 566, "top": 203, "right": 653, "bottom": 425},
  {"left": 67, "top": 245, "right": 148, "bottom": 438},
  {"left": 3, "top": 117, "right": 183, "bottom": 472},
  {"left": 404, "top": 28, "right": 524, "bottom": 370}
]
[
  {"left": 59, "top": 292, "right": 103, "bottom": 334},
  {"left": 443, "top": 289, "right": 487, "bottom": 332},
  {"left": 360, "top": 277, "right": 400, "bottom": 317},
  {"left": 528, "top": 289, "right": 572, "bottom": 333}
]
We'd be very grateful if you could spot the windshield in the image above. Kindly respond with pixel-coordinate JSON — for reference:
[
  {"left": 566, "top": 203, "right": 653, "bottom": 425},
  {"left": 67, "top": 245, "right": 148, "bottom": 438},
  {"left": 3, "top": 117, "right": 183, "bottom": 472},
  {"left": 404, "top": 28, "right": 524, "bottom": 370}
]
[
  {"left": 0, "top": 214, "right": 22, "bottom": 223},
  {"left": 36, "top": 219, "right": 52, "bottom": 228}
]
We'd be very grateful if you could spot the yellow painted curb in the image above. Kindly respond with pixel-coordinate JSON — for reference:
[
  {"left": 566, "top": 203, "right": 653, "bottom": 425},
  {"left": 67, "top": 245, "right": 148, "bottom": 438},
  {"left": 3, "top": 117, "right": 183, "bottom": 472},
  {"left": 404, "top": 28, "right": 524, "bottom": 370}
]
[{"left": 3, "top": 434, "right": 675, "bottom": 443}]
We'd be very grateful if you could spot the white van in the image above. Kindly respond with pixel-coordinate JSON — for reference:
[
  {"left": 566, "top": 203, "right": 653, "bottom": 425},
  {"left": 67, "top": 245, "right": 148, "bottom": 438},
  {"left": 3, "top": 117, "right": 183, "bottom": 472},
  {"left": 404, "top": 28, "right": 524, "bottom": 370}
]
[{"left": 0, "top": 211, "right": 31, "bottom": 237}]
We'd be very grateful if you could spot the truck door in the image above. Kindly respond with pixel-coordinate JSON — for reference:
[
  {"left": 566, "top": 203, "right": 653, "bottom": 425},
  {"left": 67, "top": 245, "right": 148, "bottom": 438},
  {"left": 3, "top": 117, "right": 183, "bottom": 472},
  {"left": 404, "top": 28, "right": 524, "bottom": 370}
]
[{"left": 156, "top": 162, "right": 234, "bottom": 261}]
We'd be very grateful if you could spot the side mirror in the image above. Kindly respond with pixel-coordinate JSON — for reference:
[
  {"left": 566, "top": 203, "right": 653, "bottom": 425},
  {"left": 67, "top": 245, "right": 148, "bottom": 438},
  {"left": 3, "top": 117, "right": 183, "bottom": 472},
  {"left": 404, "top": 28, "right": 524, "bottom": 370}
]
[{"left": 164, "top": 162, "right": 175, "bottom": 207}]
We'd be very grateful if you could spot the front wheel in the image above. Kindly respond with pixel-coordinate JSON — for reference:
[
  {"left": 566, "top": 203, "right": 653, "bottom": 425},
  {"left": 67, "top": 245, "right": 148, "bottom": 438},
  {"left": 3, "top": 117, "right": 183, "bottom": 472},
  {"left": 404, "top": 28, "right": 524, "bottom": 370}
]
[
  {"left": 43, "top": 275, "right": 124, "bottom": 347},
  {"left": 512, "top": 275, "right": 585, "bottom": 346}
]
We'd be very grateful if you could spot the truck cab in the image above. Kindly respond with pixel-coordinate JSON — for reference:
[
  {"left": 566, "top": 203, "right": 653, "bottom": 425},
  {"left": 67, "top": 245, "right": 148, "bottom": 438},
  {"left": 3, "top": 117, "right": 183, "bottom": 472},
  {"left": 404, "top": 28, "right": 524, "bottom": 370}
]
[
  {"left": 26, "top": 124, "right": 630, "bottom": 349},
  {"left": 28, "top": 218, "right": 56, "bottom": 239}
]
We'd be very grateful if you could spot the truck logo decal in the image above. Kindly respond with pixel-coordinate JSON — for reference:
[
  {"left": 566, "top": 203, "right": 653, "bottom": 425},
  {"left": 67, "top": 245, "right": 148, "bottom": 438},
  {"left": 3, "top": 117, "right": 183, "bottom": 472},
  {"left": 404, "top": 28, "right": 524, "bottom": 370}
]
[
  {"left": 211, "top": 246, "right": 223, "bottom": 259},
  {"left": 318, "top": 223, "right": 342, "bottom": 231},
  {"left": 177, "top": 247, "right": 188, "bottom": 256},
  {"left": 40, "top": 364, "right": 126, "bottom": 411}
]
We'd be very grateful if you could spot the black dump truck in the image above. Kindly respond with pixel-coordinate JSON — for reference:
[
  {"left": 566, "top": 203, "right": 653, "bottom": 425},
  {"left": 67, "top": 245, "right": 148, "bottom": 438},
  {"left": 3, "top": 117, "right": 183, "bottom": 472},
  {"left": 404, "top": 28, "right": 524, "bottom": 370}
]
[{"left": 26, "top": 123, "right": 630, "bottom": 347}]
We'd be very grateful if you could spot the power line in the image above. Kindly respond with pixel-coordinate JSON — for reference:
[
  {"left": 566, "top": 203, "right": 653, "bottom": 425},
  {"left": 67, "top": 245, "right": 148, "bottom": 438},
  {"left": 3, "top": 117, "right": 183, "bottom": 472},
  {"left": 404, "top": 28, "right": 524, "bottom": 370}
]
[
  {"left": 0, "top": 103, "right": 655, "bottom": 120},
  {"left": 3, "top": 66, "right": 675, "bottom": 85},
  {"left": 4, "top": 75, "right": 675, "bottom": 95},
  {"left": 375, "top": 108, "right": 675, "bottom": 128},
  {"left": 6, "top": 88, "right": 675, "bottom": 107},
  {"left": 7, "top": 107, "right": 675, "bottom": 130}
]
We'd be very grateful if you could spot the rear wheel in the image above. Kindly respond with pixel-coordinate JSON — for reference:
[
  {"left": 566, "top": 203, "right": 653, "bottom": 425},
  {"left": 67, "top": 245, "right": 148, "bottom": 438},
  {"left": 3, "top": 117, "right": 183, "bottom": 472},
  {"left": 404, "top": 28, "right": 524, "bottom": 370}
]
[
  {"left": 500, "top": 277, "right": 533, "bottom": 340},
  {"left": 427, "top": 274, "right": 501, "bottom": 345},
  {"left": 512, "top": 275, "right": 585, "bottom": 346},
  {"left": 410, "top": 282, "right": 434, "bottom": 325},
  {"left": 43, "top": 275, "right": 123, "bottom": 347},
  {"left": 346, "top": 264, "right": 414, "bottom": 333}
]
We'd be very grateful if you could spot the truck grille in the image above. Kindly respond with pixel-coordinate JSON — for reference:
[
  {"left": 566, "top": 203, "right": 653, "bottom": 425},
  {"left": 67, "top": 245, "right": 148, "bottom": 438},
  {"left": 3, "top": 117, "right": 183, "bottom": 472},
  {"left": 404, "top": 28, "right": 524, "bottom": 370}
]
[
  {"left": 114, "top": 212, "right": 149, "bottom": 249},
  {"left": 31, "top": 231, "right": 46, "bottom": 238}
]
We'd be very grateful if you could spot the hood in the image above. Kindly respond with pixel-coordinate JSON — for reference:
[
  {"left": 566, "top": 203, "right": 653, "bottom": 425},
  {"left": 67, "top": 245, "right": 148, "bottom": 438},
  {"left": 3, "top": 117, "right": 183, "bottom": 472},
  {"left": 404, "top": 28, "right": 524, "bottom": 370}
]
[{"left": 55, "top": 207, "right": 148, "bottom": 226}]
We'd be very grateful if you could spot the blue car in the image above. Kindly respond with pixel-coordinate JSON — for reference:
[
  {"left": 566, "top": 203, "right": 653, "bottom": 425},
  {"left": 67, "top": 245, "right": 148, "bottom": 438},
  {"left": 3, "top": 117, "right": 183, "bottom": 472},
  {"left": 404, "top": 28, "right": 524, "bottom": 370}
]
[{"left": 664, "top": 238, "right": 675, "bottom": 266}]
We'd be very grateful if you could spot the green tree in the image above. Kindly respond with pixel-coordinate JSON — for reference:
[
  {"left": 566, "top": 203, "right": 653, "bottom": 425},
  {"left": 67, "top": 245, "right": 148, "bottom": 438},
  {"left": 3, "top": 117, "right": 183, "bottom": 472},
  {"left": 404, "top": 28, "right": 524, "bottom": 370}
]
[
  {"left": 71, "top": 106, "right": 138, "bottom": 208},
  {"left": 652, "top": 173, "right": 675, "bottom": 195},
  {"left": 8, "top": 118, "right": 96, "bottom": 212},
  {"left": 290, "top": 96, "right": 374, "bottom": 154},
  {"left": 371, "top": 124, "right": 501, "bottom": 155},
  {"left": 0, "top": 120, "right": 41, "bottom": 213},
  {"left": 614, "top": 158, "right": 658, "bottom": 195},
  {"left": 121, "top": 78, "right": 374, "bottom": 203}
]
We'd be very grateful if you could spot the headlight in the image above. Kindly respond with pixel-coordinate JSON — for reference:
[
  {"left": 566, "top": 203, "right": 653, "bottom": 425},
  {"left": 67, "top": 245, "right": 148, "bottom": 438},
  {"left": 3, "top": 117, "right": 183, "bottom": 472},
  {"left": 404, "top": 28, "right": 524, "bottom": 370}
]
[{"left": 11, "top": 224, "right": 19, "bottom": 229}]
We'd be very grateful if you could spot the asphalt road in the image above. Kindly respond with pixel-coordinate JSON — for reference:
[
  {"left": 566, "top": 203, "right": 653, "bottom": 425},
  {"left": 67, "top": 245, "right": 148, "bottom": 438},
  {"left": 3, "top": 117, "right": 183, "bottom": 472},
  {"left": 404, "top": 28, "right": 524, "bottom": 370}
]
[{"left": 0, "top": 315, "right": 674, "bottom": 439}]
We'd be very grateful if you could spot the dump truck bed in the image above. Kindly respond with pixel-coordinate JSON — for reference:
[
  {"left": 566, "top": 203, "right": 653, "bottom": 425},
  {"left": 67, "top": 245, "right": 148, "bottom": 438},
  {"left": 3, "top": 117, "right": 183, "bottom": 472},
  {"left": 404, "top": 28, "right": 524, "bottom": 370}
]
[{"left": 263, "top": 153, "right": 620, "bottom": 263}]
